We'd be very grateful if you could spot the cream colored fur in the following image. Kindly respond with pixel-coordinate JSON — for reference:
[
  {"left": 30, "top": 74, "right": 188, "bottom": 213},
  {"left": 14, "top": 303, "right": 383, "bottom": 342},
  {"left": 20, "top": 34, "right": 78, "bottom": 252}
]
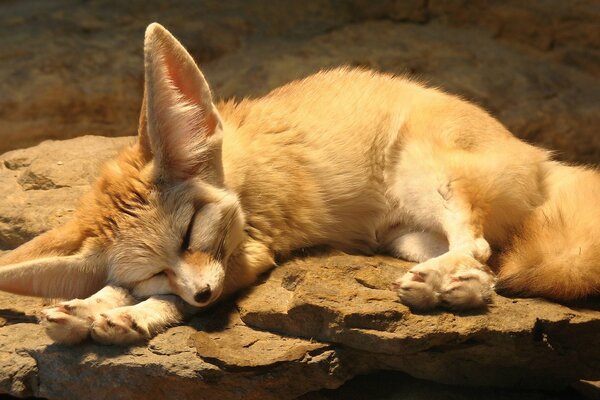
[{"left": 0, "top": 23, "right": 598, "bottom": 345}]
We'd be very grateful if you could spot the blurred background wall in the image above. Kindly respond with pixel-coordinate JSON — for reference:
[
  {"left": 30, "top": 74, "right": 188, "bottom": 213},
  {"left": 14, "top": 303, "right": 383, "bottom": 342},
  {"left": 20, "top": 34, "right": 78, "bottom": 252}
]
[{"left": 0, "top": 0, "right": 598, "bottom": 164}]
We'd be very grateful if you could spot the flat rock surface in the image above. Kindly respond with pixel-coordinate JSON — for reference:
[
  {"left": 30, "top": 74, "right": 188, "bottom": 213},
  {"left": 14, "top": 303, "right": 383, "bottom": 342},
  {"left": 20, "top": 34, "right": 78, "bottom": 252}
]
[
  {"left": 1, "top": 136, "right": 599, "bottom": 399},
  {"left": 0, "top": 291, "right": 352, "bottom": 400},
  {"left": 0, "top": 136, "right": 132, "bottom": 249},
  {"left": 238, "top": 251, "right": 600, "bottom": 388}
]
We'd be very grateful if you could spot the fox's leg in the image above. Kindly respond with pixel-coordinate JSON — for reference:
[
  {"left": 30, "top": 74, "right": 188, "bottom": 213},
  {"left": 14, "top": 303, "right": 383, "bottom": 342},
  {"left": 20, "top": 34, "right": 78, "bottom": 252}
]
[
  {"left": 383, "top": 227, "right": 449, "bottom": 263},
  {"left": 222, "top": 237, "right": 276, "bottom": 297},
  {"left": 393, "top": 194, "right": 494, "bottom": 310},
  {"left": 40, "top": 285, "right": 136, "bottom": 344},
  {"left": 89, "top": 239, "right": 275, "bottom": 345},
  {"left": 90, "top": 295, "right": 195, "bottom": 345},
  {"left": 389, "top": 146, "right": 495, "bottom": 310}
]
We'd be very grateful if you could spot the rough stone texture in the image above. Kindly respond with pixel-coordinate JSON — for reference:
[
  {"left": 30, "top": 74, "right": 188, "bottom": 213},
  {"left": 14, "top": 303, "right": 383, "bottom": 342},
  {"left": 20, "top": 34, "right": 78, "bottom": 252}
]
[
  {"left": 207, "top": 20, "right": 600, "bottom": 165},
  {"left": 1, "top": 137, "right": 599, "bottom": 399},
  {"left": 0, "top": 291, "right": 354, "bottom": 400},
  {"left": 0, "top": 0, "right": 599, "bottom": 164},
  {"left": 0, "top": 136, "right": 132, "bottom": 250},
  {"left": 237, "top": 252, "right": 600, "bottom": 389}
]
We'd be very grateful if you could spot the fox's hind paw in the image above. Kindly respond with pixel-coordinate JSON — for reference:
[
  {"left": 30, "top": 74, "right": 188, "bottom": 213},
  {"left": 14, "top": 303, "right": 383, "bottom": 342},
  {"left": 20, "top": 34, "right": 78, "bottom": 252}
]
[
  {"left": 40, "top": 299, "right": 97, "bottom": 344},
  {"left": 394, "top": 263, "right": 443, "bottom": 309},
  {"left": 395, "top": 254, "right": 494, "bottom": 311},
  {"left": 91, "top": 308, "right": 150, "bottom": 345},
  {"left": 439, "top": 267, "right": 495, "bottom": 310}
]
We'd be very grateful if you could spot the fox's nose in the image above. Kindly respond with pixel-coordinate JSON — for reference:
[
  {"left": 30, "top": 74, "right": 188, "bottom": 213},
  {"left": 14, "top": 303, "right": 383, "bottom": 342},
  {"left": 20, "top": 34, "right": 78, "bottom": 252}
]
[{"left": 194, "top": 285, "right": 212, "bottom": 303}]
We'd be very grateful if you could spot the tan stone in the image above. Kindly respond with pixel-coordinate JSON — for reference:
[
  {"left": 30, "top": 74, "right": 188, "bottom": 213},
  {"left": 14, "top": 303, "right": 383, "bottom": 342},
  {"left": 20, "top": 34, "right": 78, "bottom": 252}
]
[
  {"left": 238, "top": 252, "right": 600, "bottom": 388},
  {"left": 0, "top": 136, "right": 132, "bottom": 249},
  {"left": 0, "top": 290, "right": 353, "bottom": 400}
]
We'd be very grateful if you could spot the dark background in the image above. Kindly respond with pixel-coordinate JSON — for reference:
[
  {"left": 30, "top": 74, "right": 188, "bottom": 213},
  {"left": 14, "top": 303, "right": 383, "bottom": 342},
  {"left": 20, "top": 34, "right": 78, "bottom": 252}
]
[{"left": 0, "top": 0, "right": 599, "bottom": 163}]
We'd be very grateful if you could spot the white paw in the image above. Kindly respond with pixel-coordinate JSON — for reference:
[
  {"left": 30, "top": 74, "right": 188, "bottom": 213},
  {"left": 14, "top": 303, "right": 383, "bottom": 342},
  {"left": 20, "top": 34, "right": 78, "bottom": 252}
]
[
  {"left": 395, "top": 254, "right": 494, "bottom": 311},
  {"left": 394, "top": 263, "right": 443, "bottom": 310},
  {"left": 40, "top": 299, "right": 97, "bottom": 344},
  {"left": 439, "top": 267, "right": 495, "bottom": 310},
  {"left": 90, "top": 308, "right": 150, "bottom": 345}
]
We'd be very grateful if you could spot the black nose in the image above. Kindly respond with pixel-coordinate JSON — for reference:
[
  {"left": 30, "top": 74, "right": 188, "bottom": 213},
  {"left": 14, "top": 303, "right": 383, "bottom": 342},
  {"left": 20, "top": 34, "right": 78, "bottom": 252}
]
[{"left": 194, "top": 286, "right": 212, "bottom": 303}]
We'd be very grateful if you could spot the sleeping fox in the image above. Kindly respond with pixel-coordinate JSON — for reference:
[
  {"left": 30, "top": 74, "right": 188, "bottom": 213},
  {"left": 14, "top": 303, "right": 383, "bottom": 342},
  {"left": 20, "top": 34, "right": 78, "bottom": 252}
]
[{"left": 0, "top": 23, "right": 598, "bottom": 345}]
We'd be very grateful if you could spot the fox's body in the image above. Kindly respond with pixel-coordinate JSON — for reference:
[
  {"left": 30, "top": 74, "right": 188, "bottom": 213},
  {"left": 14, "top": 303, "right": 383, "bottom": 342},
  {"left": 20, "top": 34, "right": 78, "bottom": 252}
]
[
  {"left": 0, "top": 24, "right": 598, "bottom": 345},
  {"left": 222, "top": 69, "right": 543, "bottom": 254}
]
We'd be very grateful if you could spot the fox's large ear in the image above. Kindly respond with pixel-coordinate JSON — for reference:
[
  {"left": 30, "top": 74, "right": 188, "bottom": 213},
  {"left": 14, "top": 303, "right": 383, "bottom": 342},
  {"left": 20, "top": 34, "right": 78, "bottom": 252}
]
[
  {"left": 0, "top": 222, "right": 107, "bottom": 299},
  {"left": 137, "top": 87, "right": 153, "bottom": 163},
  {"left": 143, "top": 23, "right": 223, "bottom": 183}
]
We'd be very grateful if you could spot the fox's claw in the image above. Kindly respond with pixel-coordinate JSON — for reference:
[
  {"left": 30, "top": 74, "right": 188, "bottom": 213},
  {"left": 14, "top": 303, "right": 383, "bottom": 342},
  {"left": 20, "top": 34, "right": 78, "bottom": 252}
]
[
  {"left": 395, "top": 279, "right": 440, "bottom": 310},
  {"left": 37, "top": 286, "right": 139, "bottom": 345},
  {"left": 40, "top": 299, "right": 97, "bottom": 344},
  {"left": 91, "top": 309, "right": 150, "bottom": 345}
]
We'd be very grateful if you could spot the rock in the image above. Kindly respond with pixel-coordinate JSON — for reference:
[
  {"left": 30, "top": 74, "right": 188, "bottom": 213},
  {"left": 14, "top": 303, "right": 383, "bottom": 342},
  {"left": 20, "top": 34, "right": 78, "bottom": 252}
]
[
  {"left": 237, "top": 252, "right": 600, "bottom": 389},
  {"left": 427, "top": 0, "right": 600, "bottom": 76},
  {"left": 0, "top": 0, "right": 349, "bottom": 155},
  {"left": 1, "top": 136, "right": 599, "bottom": 399},
  {"left": 0, "top": 1, "right": 598, "bottom": 164},
  {"left": 0, "top": 136, "right": 132, "bottom": 249},
  {"left": 0, "top": 291, "right": 355, "bottom": 400},
  {"left": 191, "top": 311, "right": 326, "bottom": 372}
]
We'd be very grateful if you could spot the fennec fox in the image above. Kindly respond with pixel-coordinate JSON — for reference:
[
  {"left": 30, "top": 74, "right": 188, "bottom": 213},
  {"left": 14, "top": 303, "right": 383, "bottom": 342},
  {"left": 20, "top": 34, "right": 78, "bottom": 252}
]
[{"left": 1, "top": 23, "right": 599, "bottom": 345}]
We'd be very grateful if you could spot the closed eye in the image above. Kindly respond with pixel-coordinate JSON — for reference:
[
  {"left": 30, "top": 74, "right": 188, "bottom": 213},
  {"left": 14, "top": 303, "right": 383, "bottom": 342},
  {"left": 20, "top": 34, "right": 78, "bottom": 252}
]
[
  {"left": 182, "top": 203, "right": 226, "bottom": 255},
  {"left": 181, "top": 212, "right": 196, "bottom": 251}
]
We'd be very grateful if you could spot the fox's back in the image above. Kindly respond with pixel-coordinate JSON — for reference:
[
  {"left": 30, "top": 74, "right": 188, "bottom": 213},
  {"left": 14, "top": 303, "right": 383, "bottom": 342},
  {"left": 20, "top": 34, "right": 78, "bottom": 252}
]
[
  {"left": 219, "top": 68, "right": 403, "bottom": 253},
  {"left": 217, "top": 68, "right": 530, "bottom": 254}
]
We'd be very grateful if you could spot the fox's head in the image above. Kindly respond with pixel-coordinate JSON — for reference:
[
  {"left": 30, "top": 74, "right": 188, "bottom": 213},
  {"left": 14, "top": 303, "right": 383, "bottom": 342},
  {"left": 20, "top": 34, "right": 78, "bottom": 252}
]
[{"left": 0, "top": 23, "right": 247, "bottom": 307}]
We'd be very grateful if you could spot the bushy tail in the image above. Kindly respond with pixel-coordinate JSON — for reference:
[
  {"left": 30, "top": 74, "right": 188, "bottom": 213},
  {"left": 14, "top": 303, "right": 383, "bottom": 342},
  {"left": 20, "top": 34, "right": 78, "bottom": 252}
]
[{"left": 497, "top": 162, "right": 600, "bottom": 301}]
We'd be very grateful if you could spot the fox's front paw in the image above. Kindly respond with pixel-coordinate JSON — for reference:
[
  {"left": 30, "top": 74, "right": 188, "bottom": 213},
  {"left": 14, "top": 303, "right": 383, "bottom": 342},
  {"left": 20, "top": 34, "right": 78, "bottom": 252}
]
[
  {"left": 91, "top": 308, "right": 150, "bottom": 345},
  {"left": 40, "top": 299, "right": 97, "bottom": 344},
  {"left": 38, "top": 286, "right": 137, "bottom": 345}
]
